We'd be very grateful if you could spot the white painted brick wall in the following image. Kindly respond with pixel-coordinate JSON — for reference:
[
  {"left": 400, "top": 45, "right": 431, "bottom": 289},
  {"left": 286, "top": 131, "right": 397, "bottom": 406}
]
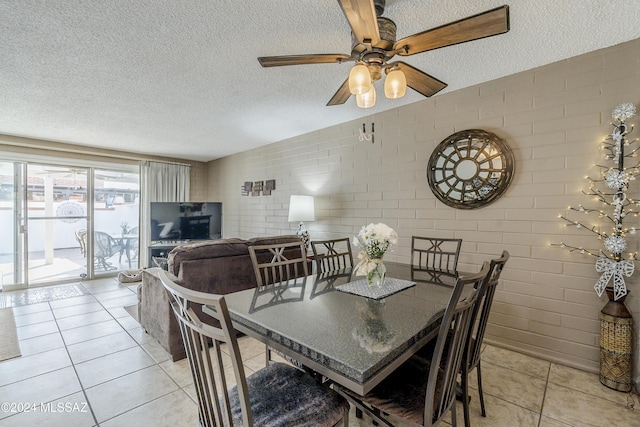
[{"left": 208, "top": 38, "right": 640, "bottom": 381}]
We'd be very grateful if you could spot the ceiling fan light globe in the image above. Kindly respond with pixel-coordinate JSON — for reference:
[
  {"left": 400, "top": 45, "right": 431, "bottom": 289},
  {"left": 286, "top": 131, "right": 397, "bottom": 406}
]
[
  {"left": 356, "top": 85, "right": 376, "bottom": 108},
  {"left": 349, "top": 63, "right": 372, "bottom": 95},
  {"left": 384, "top": 69, "right": 406, "bottom": 99}
]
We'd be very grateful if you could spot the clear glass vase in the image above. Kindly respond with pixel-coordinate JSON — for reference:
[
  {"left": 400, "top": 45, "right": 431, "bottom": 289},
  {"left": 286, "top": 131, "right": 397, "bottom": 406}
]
[{"left": 367, "top": 259, "right": 386, "bottom": 287}]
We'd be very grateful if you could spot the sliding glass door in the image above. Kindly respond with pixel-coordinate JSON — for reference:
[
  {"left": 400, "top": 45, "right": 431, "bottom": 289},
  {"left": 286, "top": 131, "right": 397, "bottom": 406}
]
[
  {"left": 93, "top": 169, "right": 140, "bottom": 275},
  {"left": 0, "top": 159, "right": 139, "bottom": 290},
  {"left": 0, "top": 161, "right": 26, "bottom": 290},
  {"left": 25, "top": 164, "right": 89, "bottom": 285}
]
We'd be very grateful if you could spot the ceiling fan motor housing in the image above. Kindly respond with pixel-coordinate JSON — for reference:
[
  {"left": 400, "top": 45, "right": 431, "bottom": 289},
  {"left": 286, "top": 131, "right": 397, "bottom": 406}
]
[
  {"left": 350, "top": 17, "right": 396, "bottom": 54},
  {"left": 374, "top": 0, "right": 386, "bottom": 16}
]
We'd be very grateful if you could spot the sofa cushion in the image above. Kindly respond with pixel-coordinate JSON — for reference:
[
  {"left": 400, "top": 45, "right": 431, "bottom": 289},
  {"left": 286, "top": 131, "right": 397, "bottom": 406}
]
[
  {"left": 168, "top": 238, "right": 248, "bottom": 276},
  {"left": 245, "top": 235, "right": 301, "bottom": 246},
  {"left": 178, "top": 255, "right": 259, "bottom": 294}
]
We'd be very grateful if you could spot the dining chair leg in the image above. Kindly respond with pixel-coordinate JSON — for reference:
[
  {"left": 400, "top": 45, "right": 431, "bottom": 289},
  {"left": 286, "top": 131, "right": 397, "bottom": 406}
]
[
  {"left": 461, "top": 369, "right": 470, "bottom": 427},
  {"left": 477, "top": 360, "right": 486, "bottom": 417},
  {"left": 451, "top": 396, "right": 457, "bottom": 427}
]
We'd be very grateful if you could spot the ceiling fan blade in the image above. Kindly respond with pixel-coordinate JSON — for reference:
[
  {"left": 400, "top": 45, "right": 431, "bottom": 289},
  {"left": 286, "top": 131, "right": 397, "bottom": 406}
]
[
  {"left": 337, "top": 0, "right": 380, "bottom": 46},
  {"left": 327, "top": 78, "right": 351, "bottom": 106},
  {"left": 258, "top": 54, "right": 352, "bottom": 67},
  {"left": 394, "top": 5, "right": 509, "bottom": 56},
  {"left": 393, "top": 61, "right": 447, "bottom": 97}
]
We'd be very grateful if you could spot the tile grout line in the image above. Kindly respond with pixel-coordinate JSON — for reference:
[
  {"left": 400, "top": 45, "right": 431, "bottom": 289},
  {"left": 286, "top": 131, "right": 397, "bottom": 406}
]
[
  {"left": 50, "top": 299, "right": 101, "bottom": 427},
  {"left": 83, "top": 279, "right": 197, "bottom": 425},
  {"left": 537, "top": 362, "right": 552, "bottom": 427}
]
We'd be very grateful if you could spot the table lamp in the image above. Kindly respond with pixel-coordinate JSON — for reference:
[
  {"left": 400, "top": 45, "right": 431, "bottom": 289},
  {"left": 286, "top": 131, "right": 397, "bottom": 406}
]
[{"left": 288, "top": 195, "right": 315, "bottom": 248}]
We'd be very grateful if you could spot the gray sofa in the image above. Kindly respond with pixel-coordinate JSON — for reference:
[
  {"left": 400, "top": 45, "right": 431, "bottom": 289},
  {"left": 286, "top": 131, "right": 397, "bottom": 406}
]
[{"left": 139, "top": 235, "right": 302, "bottom": 361}]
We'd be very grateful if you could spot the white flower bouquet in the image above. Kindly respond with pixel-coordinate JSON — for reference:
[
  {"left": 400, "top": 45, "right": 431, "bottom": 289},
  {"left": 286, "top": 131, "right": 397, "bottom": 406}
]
[{"left": 352, "top": 223, "right": 398, "bottom": 281}]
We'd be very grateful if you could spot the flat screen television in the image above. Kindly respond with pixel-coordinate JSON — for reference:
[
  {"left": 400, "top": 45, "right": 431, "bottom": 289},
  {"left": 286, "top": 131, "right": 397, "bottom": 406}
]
[{"left": 150, "top": 202, "right": 222, "bottom": 241}]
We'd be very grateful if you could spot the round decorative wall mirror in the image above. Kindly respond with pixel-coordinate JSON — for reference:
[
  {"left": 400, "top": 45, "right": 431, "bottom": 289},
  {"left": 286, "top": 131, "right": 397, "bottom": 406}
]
[{"left": 427, "top": 129, "right": 515, "bottom": 209}]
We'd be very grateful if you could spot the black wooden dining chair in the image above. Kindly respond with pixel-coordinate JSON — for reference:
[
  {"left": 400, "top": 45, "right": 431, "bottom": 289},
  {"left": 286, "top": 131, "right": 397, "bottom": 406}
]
[
  {"left": 248, "top": 240, "right": 309, "bottom": 365},
  {"left": 411, "top": 236, "right": 462, "bottom": 280},
  {"left": 310, "top": 238, "right": 354, "bottom": 273},
  {"left": 158, "top": 270, "right": 350, "bottom": 427},
  {"left": 460, "top": 250, "right": 509, "bottom": 427},
  {"left": 334, "top": 262, "right": 491, "bottom": 427}
]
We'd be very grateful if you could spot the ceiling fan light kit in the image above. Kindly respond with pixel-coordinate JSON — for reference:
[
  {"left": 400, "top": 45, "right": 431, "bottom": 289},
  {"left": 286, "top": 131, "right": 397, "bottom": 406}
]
[
  {"left": 384, "top": 67, "right": 407, "bottom": 99},
  {"left": 349, "top": 63, "right": 372, "bottom": 95},
  {"left": 258, "top": 1, "right": 510, "bottom": 108},
  {"left": 356, "top": 85, "right": 376, "bottom": 109}
]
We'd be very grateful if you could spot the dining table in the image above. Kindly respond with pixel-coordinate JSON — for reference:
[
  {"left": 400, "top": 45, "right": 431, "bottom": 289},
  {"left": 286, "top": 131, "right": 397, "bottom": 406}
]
[{"left": 203, "top": 262, "right": 460, "bottom": 396}]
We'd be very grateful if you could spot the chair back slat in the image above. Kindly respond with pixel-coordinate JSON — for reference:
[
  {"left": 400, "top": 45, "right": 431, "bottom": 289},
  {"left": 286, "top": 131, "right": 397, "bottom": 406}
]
[
  {"left": 424, "top": 262, "right": 491, "bottom": 425},
  {"left": 310, "top": 238, "right": 354, "bottom": 273},
  {"left": 249, "top": 241, "right": 309, "bottom": 287},
  {"left": 411, "top": 236, "right": 462, "bottom": 275}
]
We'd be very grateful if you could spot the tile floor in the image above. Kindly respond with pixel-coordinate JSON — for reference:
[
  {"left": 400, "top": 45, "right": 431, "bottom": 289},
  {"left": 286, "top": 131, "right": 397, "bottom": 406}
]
[{"left": 0, "top": 277, "right": 638, "bottom": 427}]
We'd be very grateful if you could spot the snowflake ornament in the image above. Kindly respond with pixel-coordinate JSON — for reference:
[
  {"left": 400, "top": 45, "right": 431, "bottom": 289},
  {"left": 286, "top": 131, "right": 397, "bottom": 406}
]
[
  {"left": 604, "top": 235, "right": 627, "bottom": 254},
  {"left": 605, "top": 169, "right": 628, "bottom": 189},
  {"left": 612, "top": 103, "right": 636, "bottom": 122}
]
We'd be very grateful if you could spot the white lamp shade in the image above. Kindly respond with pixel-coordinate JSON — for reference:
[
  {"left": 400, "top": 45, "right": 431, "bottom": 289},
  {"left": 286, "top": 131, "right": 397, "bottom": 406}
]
[
  {"left": 356, "top": 85, "right": 376, "bottom": 108},
  {"left": 348, "top": 63, "right": 371, "bottom": 95},
  {"left": 384, "top": 68, "right": 406, "bottom": 99},
  {"left": 288, "top": 195, "right": 315, "bottom": 222}
]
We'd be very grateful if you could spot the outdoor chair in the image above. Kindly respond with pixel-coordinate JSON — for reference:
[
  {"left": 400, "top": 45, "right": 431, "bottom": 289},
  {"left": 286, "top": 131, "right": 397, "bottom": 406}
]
[
  {"left": 75, "top": 228, "right": 87, "bottom": 257},
  {"left": 94, "top": 231, "right": 122, "bottom": 271},
  {"left": 158, "top": 270, "right": 350, "bottom": 427},
  {"left": 335, "top": 262, "right": 491, "bottom": 427},
  {"left": 310, "top": 238, "right": 354, "bottom": 273}
]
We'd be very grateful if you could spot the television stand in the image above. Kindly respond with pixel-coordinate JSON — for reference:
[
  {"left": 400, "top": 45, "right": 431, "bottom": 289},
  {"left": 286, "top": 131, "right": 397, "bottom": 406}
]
[{"left": 148, "top": 240, "right": 193, "bottom": 266}]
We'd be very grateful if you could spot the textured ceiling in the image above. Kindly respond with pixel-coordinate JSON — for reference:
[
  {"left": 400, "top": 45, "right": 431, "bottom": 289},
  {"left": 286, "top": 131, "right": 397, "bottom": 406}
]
[{"left": 1, "top": 0, "right": 639, "bottom": 162}]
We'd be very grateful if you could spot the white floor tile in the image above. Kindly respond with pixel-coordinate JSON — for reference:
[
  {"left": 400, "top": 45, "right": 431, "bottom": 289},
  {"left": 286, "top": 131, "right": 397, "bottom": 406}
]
[
  {"left": 100, "top": 389, "right": 199, "bottom": 427},
  {"left": 13, "top": 310, "right": 55, "bottom": 327},
  {"left": 60, "top": 319, "right": 124, "bottom": 345},
  {"left": 75, "top": 346, "right": 156, "bottom": 388},
  {"left": 0, "top": 391, "right": 94, "bottom": 427},
  {"left": 18, "top": 332, "right": 65, "bottom": 357},
  {"left": 0, "top": 347, "right": 71, "bottom": 386},
  {"left": 85, "top": 365, "right": 179, "bottom": 422},
  {"left": 66, "top": 330, "right": 138, "bottom": 364},
  {"left": 0, "top": 367, "right": 82, "bottom": 420}
]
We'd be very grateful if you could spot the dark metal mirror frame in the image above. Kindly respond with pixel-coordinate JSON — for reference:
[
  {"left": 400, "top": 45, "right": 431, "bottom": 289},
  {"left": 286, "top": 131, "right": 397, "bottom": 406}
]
[{"left": 427, "top": 129, "right": 515, "bottom": 209}]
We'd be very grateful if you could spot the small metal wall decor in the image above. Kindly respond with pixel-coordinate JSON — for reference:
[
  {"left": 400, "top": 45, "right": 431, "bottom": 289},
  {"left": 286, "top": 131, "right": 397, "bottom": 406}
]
[
  {"left": 263, "top": 179, "right": 275, "bottom": 195},
  {"left": 359, "top": 122, "right": 375, "bottom": 143},
  {"left": 241, "top": 179, "right": 276, "bottom": 196},
  {"left": 427, "top": 129, "right": 515, "bottom": 209}
]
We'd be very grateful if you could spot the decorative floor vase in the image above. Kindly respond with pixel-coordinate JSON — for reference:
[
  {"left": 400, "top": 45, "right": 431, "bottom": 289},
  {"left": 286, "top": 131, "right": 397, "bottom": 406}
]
[
  {"left": 367, "top": 260, "right": 386, "bottom": 287},
  {"left": 599, "top": 288, "right": 633, "bottom": 392}
]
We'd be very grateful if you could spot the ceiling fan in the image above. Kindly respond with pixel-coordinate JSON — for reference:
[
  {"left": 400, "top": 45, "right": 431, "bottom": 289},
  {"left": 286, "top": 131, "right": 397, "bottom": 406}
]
[{"left": 258, "top": 1, "right": 510, "bottom": 107}]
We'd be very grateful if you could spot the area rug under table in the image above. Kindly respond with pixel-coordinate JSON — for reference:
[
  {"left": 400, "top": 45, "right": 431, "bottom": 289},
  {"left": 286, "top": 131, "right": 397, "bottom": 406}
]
[{"left": 0, "top": 307, "right": 21, "bottom": 362}]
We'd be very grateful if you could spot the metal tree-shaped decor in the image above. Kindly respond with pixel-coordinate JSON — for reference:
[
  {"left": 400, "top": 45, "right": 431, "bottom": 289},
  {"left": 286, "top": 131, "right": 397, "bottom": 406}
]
[
  {"left": 556, "top": 103, "right": 639, "bottom": 301},
  {"left": 556, "top": 103, "right": 638, "bottom": 392}
]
